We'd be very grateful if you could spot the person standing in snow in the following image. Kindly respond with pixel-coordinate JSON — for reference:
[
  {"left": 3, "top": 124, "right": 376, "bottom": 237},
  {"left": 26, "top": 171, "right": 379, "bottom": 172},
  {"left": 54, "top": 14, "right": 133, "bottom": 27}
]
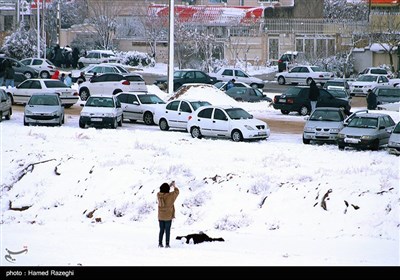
[
  {"left": 157, "top": 181, "right": 179, "bottom": 248},
  {"left": 309, "top": 80, "right": 320, "bottom": 114}
]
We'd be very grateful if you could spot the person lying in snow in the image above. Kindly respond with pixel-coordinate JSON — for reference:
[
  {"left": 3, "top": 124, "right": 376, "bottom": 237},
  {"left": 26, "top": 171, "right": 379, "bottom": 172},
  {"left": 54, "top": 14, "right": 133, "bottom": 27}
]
[{"left": 176, "top": 231, "right": 224, "bottom": 244}]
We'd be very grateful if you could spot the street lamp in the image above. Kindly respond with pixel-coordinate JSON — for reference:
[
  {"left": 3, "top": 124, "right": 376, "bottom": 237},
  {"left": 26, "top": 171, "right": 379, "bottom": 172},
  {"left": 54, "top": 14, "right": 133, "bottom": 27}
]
[{"left": 168, "top": 0, "right": 174, "bottom": 94}]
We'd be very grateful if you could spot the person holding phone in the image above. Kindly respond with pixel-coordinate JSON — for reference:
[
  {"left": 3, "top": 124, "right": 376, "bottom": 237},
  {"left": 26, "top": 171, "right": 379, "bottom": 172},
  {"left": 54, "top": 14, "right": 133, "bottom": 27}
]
[{"left": 157, "top": 181, "right": 179, "bottom": 248}]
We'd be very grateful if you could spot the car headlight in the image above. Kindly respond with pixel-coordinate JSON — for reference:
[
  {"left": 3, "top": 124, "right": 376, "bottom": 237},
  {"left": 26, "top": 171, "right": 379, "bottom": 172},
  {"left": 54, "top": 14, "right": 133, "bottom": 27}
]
[
  {"left": 80, "top": 112, "right": 90, "bottom": 117},
  {"left": 25, "top": 110, "right": 32, "bottom": 115},
  {"left": 337, "top": 133, "right": 345, "bottom": 139},
  {"left": 104, "top": 113, "right": 114, "bottom": 118},
  {"left": 330, "top": 128, "right": 340, "bottom": 133},
  {"left": 244, "top": 125, "right": 255, "bottom": 130},
  {"left": 304, "top": 126, "right": 314, "bottom": 132},
  {"left": 361, "top": 135, "right": 374, "bottom": 140}
]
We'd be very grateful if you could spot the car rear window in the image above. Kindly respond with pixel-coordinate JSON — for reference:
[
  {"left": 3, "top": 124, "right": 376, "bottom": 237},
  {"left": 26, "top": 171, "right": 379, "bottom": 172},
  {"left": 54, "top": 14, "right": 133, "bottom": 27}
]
[
  {"left": 126, "top": 76, "right": 144, "bottom": 82},
  {"left": 44, "top": 80, "right": 69, "bottom": 88},
  {"left": 370, "top": 69, "right": 387, "bottom": 75}
]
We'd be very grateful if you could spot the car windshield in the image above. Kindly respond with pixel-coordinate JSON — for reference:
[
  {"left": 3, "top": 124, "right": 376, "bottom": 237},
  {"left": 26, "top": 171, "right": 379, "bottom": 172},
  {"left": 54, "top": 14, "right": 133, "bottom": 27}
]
[
  {"left": 310, "top": 110, "right": 342, "bottom": 122},
  {"left": 348, "top": 117, "right": 378, "bottom": 128},
  {"left": 138, "top": 94, "right": 165, "bottom": 104},
  {"left": 86, "top": 97, "right": 114, "bottom": 107},
  {"left": 190, "top": 101, "right": 211, "bottom": 110},
  {"left": 328, "top": 89, "right": 347, "bottom": 98},
  {"left": 377, "top": 88, "right": 400, "bottom": 97},
  {"left": 29, "top": 95, "right": 59, "bottom": 106},
  {"left": 357, "top": 75, "right": 378, "bottom": 82},
  {"left": 225, "top": 108, "right": 252, "bottom": 120},
  {"left": 213, "top": 82, "right": 224, "bottom": 88},
  {"left": 393, "top": 123, "right": 400, "bottom": 133}
]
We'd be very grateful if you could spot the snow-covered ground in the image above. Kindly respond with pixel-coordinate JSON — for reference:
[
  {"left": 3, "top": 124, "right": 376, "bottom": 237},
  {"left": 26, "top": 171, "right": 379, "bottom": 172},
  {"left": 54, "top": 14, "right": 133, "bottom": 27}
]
[{"left": 0, "top": 64, "right": 399, "bottom": 267}]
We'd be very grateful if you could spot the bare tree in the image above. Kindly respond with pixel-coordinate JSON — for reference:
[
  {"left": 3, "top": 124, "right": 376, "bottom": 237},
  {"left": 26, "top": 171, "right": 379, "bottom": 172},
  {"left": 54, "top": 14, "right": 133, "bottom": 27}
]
[
  {"left": 369, "top": 12, "right": 400, "bottom": 73},
  {"left": 87, "top": 1, "right": 123, "bottom": 50}
]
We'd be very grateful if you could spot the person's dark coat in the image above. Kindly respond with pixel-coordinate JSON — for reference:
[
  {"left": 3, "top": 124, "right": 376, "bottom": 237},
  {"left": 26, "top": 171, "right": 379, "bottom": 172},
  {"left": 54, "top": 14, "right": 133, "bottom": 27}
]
[
  {"left": 366, "top": 90, "right": 377, "bottom": 110},
  {"left": 4, "top": 65, "right": 15, "bottom": 80},
  {"left": 176, "top": 232, "right": 225, "bottom": 244},
  {"left": 72, "top": 47, "right": 80, "bottom": 69},
  {"left": 309, "top": 80, "right": 320, "bottom": 101}
]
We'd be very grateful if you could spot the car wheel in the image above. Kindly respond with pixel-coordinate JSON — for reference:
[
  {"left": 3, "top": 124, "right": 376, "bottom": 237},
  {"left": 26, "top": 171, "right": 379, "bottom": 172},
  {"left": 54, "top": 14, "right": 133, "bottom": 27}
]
[
  {"left": 231, "top": 130, "right": 243, "bottom": 142},
  {"left": 24, "top": 72, "right": 33, "bottom": 79},
  {"left": 303, "top": 136, "right": 311, "bottom": 144},
  {"left": 23, "top": 118, "right": 29, "bottom": 126},
  {"left": 250, "top": 83, "right": 258, "bottom": 89},
  {"left": 79, "top": 118, "right": 85, "bottom": 128},
  {"left": 40, "top": 71, "right": 50, "bottom": 79},
  {"left": 111, "top": 118, "right": 118, "bottom": 129},
  {"left": 113, "top": 89, "right": 123, "bottom": 96},
  {"left": 118, "top": 115, "right": 123, "bottom": 127},
  {"left": 80, "top": 88, "right": 90, "bottom": 101},
  {"left": 281, "top": 110, "right": 289, "bottom": 115},
  {"left": 0, "top": 111, "right": 2, "bottom": 122},
  {"left": 62, "top": 114, "right": 65, "bottom": 124},
  {"left": 190, "top": 126, "right": 202, "bottom": 139},
  {"left": 143, "top": 112, "right": 154, "bottom": 125},
  {"left": 371, "top": 139, "right": 380, "bottom": 151},
  {"left": 299, "top": 105, "right": 309, "bottom": 116},
  {"left": 159, "top": 119, "right": 169, "bottom": 131},
  {"left": 5, "top": 108, "right": 11, "bottom": 120},
  {"left": 338, "top": 144, "right": 345, "bottom": 150},
  {"left": 277, "top": 76, "right": 286, "bottom": 85},
  {"left": 64, "top": 104, "right": 73, "bottom": 109},
  {"left": 306, "top": 78, "right": 314, "bottom": 86}
]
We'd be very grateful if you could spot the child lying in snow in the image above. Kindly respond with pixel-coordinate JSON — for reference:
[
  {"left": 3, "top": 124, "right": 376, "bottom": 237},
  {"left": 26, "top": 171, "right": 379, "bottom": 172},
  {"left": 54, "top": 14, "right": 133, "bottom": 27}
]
[{"left": 176, "top": 231, "right": 225, "bottom": 244}]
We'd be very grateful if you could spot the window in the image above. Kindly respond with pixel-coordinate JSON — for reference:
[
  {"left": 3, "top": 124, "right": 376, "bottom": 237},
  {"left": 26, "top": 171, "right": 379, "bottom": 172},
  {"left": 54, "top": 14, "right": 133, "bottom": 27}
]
[
  {"left": 180, "top": 102, "right": 191, "bottom": 113},
  {"left": 213, "top": 109, "right": 227, "bottom": 121},
  {"left": 167, "top": 101, "right": 180, "bottom": 111},
  {"left": 222, "top": 69, "right": 233, "bottom": 76},
  {"left": 198, "top": 108, "right": 213, "bottom": 119}
]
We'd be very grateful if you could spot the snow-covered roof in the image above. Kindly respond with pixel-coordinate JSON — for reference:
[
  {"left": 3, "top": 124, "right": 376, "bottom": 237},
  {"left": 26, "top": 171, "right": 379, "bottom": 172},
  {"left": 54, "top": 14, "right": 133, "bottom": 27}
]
[{"left": 369, "top": 43, "right": 398, "bottom": 53}]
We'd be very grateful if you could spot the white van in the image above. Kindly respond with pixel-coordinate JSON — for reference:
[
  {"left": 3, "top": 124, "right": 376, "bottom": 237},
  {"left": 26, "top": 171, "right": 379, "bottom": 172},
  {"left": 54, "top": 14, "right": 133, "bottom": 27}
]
[{"left": 78, "top": 50, "right": 120, "bottom": 67}]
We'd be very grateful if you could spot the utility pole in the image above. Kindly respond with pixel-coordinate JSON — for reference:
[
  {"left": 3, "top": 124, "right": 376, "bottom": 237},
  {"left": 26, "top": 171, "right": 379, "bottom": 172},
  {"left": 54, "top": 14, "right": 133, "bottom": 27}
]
[
  {"left": 36, "top": 0, "right": 40, "bottom": 58},
  {"left": 168, "top": 0, "right": 174, "bottom": 94}
]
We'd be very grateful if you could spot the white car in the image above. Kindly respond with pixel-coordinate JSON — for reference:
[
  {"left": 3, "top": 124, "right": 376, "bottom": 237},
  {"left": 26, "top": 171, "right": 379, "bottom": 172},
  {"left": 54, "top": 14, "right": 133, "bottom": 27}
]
[
  {"left": 20, "top": 58, "right": 58, "bottom": 79},
  {"left": 187, "top": 105, "right": 270, "bottom": 142},
  {"left": 7, "top": 79, "right": 79, "bottom": 108},
  {"left": 275, "top": 65, "right": 335, "bottom": 86},
  {"left": 24, "top": 92, "right": 64, "bottom": 126},
  {"left": 71, "top": 63, "right": 130, "bottom": 81},
  {"left": 79, "top": 95, "right": 123, "bottom": 129},
  {"left": 349, "top": 74, "right": 390, "bottom": 96},
  {"left": 115, "top": 92, "right": 166, "bottom": 125},
  {"left": 78, "top": 50, "right": 120, "bottom": 67},
  {"left": 154, "top": 99, "right": 211, "bottom": 131},
  {"left": 387, "top": 121, "right": 400, "bottom": 155},
  {"left": 210, "top": 67, "right": 265, "bottom": 88},
  {"left": 78, "top": 73, "right": 147, "bottom": 101}
]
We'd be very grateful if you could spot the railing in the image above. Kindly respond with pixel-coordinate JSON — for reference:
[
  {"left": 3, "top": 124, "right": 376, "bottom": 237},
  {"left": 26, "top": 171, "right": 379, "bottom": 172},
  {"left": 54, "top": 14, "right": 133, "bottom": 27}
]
[{"left": 264, "top": 19, "right": 369, "bottom": 35}]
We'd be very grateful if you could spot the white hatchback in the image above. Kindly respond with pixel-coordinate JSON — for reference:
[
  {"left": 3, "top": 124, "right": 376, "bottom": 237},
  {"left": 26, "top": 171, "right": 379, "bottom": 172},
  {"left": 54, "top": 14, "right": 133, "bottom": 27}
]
[
  {"left": 187, "top": 105, "right": 270, "bottom": 142},
  {"left": 79, "top": 95, "right": 123, "bottom": 129},
  {"left": 154, "top": 99, "right": 211, "bottom": 131}
]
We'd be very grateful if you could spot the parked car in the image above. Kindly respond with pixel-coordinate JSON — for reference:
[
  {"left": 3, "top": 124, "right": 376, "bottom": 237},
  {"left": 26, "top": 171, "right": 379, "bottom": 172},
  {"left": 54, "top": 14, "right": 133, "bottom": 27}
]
[
  {"left": 275, "top": 65, "right": 334, "bottom": 86},
  {"left": 187, "top": 105, "right": 270, "bottom": 142},
  {"left": 372, "top": 85, "right": 400, "bottom": 106},
  {"left": 272, "top": 86, "right": 351, "bottom": 116},
  {"left": 6, "top": 79, "right": 79, "bottom": 108},
  {"left": 154, "top": 99, "right": 212, "bottom": 131},
  {"left": 71, "top": 63, "right": 130, "bottom": 81},
  {"left": 78, "top": 73, "right": 147, "bottom": 101},
  {"left": 337, "top": 110, "right": 395, "bottom": 150},
  {"left": 24, "top": 92, "right": 64, "bottom": 126},
  {"left": 349, "top": 74, "right": 390, "bottom": 96},
  {"left": 387, "top": 121, "right": 400, "bottom": 155},
  {"left": 0, "top": 89, "right": 12, "bottom": 122},
  {"left": 115, "top": 92, "right": 166, "bottom": 125},
  {"left": 0, "top": 56, "right": 39, "bottom": 79},
  {"left": 210, "top": 67, "right": 265, "bottom": 88},
  {"left": 326, "top": 88, "right": 352, "bottom": 106},
  {"left": 79, "top": 95, "right": 123, "bottom": 129},
  {"left": 20, "top": 58, "right": 58, "bottom": 79},
  {"left": 277, "top": 51, "right": 304, "bottom": 72},
  {"left": 154, "top": 70, "right": 219, "bottom": 91},
  {"left": 358, "top": 67, "right": 392, "bottom": 79},
  {"left": 322, "top": 78, "right": 351, "bottom": 95},
  {"left": 213, "top": 81, "right": 252, "bottom": 91},
  {"left": 225, "top": 87, "right": 272, "bottom": 102},
  {"left": 302, "top": 107, "right": 347, "bottom": 144},
  {"left": 78, "top": 50, "right": 120, "bottom": 67},
  {"left": 0, "top": 72, "right": 26, "bottom": 87}
]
